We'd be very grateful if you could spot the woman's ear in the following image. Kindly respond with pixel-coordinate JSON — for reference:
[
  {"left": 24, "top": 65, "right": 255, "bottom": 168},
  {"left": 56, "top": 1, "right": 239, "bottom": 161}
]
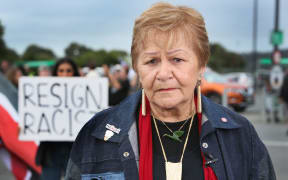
[
  {"left": 199, "top": 66, "right": 206, "bottom": 79},
  {"left": 137, "top": 71, "right": 143, "bottom": 86}
]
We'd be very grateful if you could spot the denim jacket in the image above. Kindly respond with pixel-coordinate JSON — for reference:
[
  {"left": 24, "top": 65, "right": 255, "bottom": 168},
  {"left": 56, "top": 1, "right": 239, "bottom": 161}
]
[{"left": 65, "top": 91, "right": 276, "bottom": 180}]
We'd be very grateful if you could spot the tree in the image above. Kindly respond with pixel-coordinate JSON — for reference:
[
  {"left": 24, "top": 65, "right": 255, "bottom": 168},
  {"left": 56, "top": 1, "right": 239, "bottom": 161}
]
[
  {"left": 208, "top": 43, "right": 246, "bottom": 72},
  {"left": 75, "top": 49, "right": 119, "bottom": 67},
  {"left": 0, "top": 20, "right": 8, "bottom": 58},
  {"left": 5, "top": 48, "right": 20, "bottom": 61},
  {"left": 109, "top": 50, "right": 128, "bottom": 60},
  {"left": 64, "top": 42, "right": 128, "bottom": 67},
  {"left": 65, "top": 42, "right": 93, "bottom": 59},
  {"left": 0, "top": 21, "right": 3, "bottom": 38},
  {"left": 0, "top": 20, "right": 20, "bottom": 62},
  {"left": 22, "top": 44, "right": 56, "bottom": 60}
]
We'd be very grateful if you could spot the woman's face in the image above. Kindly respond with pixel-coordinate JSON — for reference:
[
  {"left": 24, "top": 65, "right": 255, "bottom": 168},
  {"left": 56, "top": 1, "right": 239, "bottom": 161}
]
[
  {"left": 57, "top": 63, "right": 74, "bottom": 77},
  {"left": 14, "top": 69, "right": 23, "bottom": 85},
  {"left": 136, "top": 31, "right": 205, "bottom": 110}
]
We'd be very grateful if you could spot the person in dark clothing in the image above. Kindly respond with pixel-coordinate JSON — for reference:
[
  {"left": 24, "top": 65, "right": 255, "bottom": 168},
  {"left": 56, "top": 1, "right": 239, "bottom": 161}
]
[
  {"left": 36, "top": 58, "right": 79, "bottom": 180},
  {"left": 280, "top": 69, "right": 288, "bottom": 135},
  {"left": 280, "top": 69, "right": 288, "bottom": 106},
  {"left": 103, "top": 64, "right": 130, "bottom": 106}
]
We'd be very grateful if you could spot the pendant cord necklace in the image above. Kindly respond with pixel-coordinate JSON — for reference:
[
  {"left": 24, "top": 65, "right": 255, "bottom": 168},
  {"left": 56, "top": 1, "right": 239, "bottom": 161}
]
[
  {"left": 152, "top": 110, "right": 195, "bottom": 164},
  {"left": 160, "top": 117, "right": 191, "bottom": 141},
  {"left": 161, "top": 117, "right": 190, "bottom": 134}
]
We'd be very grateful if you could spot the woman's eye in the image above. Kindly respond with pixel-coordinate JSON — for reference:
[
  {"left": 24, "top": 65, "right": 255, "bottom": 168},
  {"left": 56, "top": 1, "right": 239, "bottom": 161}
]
[
  {"left": 147, "top": 59, "right": 157, "bottom": 64},
  {"left": 173, "top": 58, "right": 183, "bottom": 63}
]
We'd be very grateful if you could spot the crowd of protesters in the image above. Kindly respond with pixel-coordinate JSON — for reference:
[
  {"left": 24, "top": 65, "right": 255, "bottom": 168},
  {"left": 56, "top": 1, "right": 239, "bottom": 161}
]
[
  {"left": 0, "top": 58, "right": 138, "bottom": 180},
  {"left": 0, "top": 58, "right": 138, "bottom": 101}
]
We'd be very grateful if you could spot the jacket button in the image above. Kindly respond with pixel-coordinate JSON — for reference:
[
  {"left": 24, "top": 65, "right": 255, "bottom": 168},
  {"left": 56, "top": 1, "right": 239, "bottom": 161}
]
[
  {"left": 221, "top": 117, "right": 228, "bottom": 122},
  {"left": 202, "top": 142, "right": 208, "bottom": 149},
  {"left": 123, "top": 152, "right": 130, "bottom": 157}
]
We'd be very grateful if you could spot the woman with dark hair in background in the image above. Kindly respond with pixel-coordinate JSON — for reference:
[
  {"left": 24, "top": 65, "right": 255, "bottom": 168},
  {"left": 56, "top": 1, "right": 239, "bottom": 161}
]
[
  {"left": 36, "top": 58, "right": 79, "bottom": 180},
  {"left": 5, "top": 65, "right": 26, "bottom": 89},
  {"left": 52, "top": 58, "right": 80, "bottom": 77}
]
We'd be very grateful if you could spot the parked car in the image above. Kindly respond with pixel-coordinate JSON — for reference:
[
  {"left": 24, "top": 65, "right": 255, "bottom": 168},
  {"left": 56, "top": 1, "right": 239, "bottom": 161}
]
[
  {"left": 202, "top": 69, "right": 253, "bottom": 112},
  {"left": 224, "top": 72, "right": 255, "bottom": 98}
]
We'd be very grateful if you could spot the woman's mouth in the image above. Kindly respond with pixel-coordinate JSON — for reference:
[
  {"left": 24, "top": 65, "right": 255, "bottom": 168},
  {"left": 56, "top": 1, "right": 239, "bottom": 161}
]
[{"left": 158, "top": 88, "right": 176, "bottom": 92}]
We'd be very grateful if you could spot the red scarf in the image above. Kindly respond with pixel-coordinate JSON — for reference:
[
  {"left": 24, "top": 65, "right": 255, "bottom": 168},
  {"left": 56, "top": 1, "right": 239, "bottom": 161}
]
[{"left": 138, "top": 95, "right": 217, "bottom": 180}]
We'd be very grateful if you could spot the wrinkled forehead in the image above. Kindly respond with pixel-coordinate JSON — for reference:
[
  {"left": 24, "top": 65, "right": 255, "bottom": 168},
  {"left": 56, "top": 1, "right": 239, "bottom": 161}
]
[{"left": 141, "top": 28, "right": 193, "bottom": 52}]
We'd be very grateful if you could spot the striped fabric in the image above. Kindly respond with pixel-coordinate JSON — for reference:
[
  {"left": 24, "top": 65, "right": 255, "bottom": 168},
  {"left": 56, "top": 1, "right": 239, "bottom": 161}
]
[{"left": 0, "top": 73, "right": 41, "bottom": 180}]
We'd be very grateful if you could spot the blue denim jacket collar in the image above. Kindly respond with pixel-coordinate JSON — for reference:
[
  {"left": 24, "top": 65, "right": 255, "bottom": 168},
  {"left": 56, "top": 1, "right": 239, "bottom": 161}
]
[
  {"left": 91, "top": 91, "right": 141, "bottom": 143},
  {"left": 91, "top": 90, "right": 241, "bottom": 143},
  {"left": 202, "top": 95, "right": 242, "bottom": 129}
]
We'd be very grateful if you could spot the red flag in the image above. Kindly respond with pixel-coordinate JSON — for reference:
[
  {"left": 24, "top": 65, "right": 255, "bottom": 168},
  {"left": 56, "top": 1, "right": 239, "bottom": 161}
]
[{"left": 0, "top": 73, "right": 41, "bottom": 179}]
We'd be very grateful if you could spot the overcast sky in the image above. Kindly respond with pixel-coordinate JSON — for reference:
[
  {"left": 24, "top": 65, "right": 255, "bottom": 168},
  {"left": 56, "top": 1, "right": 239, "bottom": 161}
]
[{"left": 1, "top": 0, "right": 287, "bottom": 57}]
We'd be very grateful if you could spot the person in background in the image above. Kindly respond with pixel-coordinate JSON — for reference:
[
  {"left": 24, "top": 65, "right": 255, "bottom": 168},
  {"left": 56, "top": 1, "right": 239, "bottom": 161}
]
[
  {"left": 86, "top": 62, "right": 99, "bottom": 78},
  {"left": 264, "top": 78, "right": 280, "bottom": 123},
  {"left": 65, "top": 3, "right": 275, "bottom": 180},
  {"left": 36, "top": 58, "right": 79, "bottom": 180},
  {"left": 121, "top": 60, "right": 139, "bottom": 94},
  {"left": 0, "top": 60, "right": 10, "bottom": 74},
  {"left": 103, "top": 64, "right": 130, "bottom": 106},
  {"left": 52, "top": 58, "right": 80, "bottom": 77},
  {"left": 78, "top": 67, "right": 85, "bottom": 77},
  {"left": 5, "top": 65, "right": 25, "bottom": 88},
  {"left": 127, "top": 66, "right": 139, "bottom": 94},
  {"left": 280, "top": 68, "right": 288, "bottom": 135},
  {"left": 38, "top": 66, "right": 51, "bottom": 76}
]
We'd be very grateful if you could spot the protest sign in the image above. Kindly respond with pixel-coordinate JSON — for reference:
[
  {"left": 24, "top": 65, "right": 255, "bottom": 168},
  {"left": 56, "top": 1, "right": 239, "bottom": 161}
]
[{"left": 18, "top": 77, "right": 108, "bottom": 141}]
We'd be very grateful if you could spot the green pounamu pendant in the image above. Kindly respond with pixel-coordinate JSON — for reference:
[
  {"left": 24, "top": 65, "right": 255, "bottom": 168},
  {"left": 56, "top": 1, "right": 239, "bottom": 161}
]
[{"left": 163, "top": 130, "right": 184, "bottom": 142}]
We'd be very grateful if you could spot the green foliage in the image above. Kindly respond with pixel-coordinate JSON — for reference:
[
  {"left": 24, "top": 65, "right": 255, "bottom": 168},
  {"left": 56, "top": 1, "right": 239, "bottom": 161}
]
[
  {"left": 65, "top": 42, "right": 127, "bottom": 67},
  {"left": 0, "top": 20, "right": 20, "bottom": 62},
  {"left": 109, "top": 50, "right": 128, "bottom": 60},
  {"left": 0, "top": 21, "right": 4, "bottom": 38},
  {"left": 0, "top": 38, "right": 6, "bottom": 58},
  {"left": 65, "top": 42, "right": 93, "bottom": 59},
  {"left": 22, "top": 44, "right": 56, "bottom": 60},
  {"left": 208, "top": 43, "right": 246, "bottom": 72},
  {"left": 5, "top": 48, "right": 20, "bottom": 61},
  {"left": 75, "top": 49, "right": 119, "bottom": 67}
]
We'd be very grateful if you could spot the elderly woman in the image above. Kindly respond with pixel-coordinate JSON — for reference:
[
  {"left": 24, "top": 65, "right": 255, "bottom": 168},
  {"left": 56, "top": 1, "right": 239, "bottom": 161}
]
[{"left": 65, "top": 3, "right": 275, "bottom": 180}]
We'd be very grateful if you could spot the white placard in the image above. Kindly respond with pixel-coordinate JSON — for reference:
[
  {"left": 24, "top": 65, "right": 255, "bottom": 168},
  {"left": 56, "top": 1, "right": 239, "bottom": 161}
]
[{"left": 18, "top": 77, "right": 108, "bottom": 141}]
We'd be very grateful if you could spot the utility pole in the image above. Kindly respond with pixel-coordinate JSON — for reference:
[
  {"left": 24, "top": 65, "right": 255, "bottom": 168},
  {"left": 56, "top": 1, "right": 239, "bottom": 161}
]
[
  {"left": 252, "top": 0, "right": 258, "bottom": 72},
  {"left": 271, "top": 0, "right": 282, "bottom": 65},
  {"left": 252, "top": 0, "right": 258, "bottom": 92},
  {"left": 274, "top": 0, "right": 280, "bottom": 52},
  {"left": 269, "top": 0, "right": 282, "bottom": 123}
]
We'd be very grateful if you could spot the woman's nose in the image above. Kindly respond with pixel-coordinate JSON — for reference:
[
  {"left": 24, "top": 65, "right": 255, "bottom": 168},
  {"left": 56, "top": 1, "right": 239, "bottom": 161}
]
[{"left": 156, "top": 60, "right": 172, "bottom": 81}]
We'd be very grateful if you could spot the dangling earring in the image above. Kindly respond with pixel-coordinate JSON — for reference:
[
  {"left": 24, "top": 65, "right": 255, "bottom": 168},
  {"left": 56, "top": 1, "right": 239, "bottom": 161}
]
[
  {"left": 142, "top": 89, "right": 146, "bottom": 116},
  {"left": 197, "top": 80, "right": 202, "bottom": 114}
]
